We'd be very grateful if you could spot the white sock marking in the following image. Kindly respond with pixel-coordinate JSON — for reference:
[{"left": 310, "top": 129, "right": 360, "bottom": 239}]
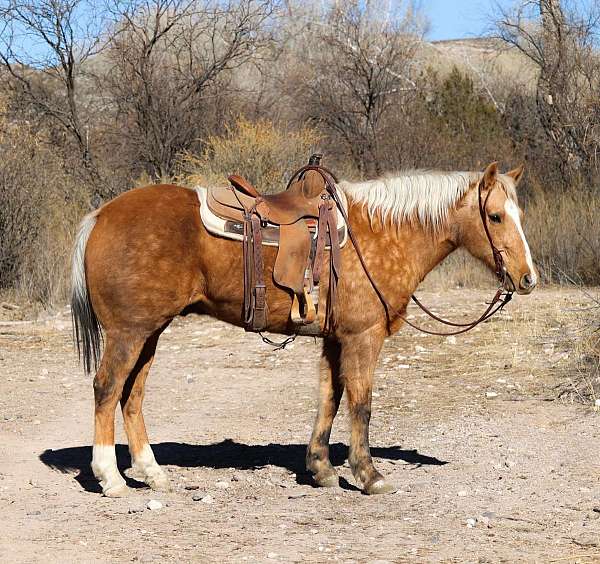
[{"left": 91, "top": 444, "right": 125, "bottom": 493}]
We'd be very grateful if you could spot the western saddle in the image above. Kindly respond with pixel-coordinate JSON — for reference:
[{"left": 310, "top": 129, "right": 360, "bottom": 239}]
[{"left": 203, "top": 155, "right": 346, "bottom": 335}]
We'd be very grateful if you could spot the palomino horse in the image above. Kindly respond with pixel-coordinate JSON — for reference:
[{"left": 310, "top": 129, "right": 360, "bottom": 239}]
[{"left": 72, "top": 162, "right": 536, "bottom": 497}]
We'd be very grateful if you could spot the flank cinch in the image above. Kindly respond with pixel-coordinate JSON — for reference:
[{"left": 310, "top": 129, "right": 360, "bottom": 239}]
[{"left": 200, "top": 155, "right": 348, "bottom": 336}]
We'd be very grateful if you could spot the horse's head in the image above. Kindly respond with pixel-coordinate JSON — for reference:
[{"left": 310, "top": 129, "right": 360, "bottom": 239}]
[{"left": 455, "top": 162, "right": 537, "bottom": 295}]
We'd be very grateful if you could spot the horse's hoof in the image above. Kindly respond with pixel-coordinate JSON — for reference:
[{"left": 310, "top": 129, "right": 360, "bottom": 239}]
[
  {"left": 147, "top": 476, "right": 171, "bottom": 492},
  {"left": 103, "top": 483, "right": 130, "bottom": 498},
  {"left": 364, "top": 479, "right": 396, "bottom": 495},
  {"left": 314, "top": 472, "right": 339, "bottom": 488}
]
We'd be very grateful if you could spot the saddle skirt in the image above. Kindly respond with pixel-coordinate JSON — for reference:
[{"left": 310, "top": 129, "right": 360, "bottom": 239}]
[{"left": 195, "top": 186, "right": 349, "bottom": 248}]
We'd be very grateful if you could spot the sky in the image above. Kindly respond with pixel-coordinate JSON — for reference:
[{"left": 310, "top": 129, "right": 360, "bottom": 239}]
[
  {"left": 423, "top": 0, "right": 512, "bottom": 41},
  {"left": 423, "top": 0, "right": 597, "bottom": 41}
]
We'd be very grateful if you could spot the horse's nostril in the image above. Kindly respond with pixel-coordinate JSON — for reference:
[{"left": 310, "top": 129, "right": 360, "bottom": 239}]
[{"left": 520, "top": 273, "right": 535, "bottom": 289}]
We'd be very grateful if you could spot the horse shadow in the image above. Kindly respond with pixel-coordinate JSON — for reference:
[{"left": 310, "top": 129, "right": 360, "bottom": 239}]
[{"left": 39, "top": 440, "right": 447, "bottom": 493}]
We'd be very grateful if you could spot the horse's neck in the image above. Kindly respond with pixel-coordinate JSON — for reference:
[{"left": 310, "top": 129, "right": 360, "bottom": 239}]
[{"left": 346, "top": 200, "right": 456, "bottom": 298}]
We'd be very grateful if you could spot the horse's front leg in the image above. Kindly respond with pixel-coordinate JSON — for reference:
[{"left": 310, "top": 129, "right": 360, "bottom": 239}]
[
  {"left": 341, "top": 329, "right": 396, "bottom": 495},
  {"left": 306, "top": 338, "right": 344, "bottom": 487}
]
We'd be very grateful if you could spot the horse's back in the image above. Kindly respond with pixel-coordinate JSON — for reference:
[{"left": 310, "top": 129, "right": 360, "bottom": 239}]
[{"left": 86, "top": 185, "right": 205, "bottom": 332}]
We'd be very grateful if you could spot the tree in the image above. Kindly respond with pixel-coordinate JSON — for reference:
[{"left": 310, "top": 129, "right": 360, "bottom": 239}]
[
  {"left": 103, "top": 0, "right": 276, "bottom": 179},
  {"left": 294, "top": 0, "right": 425, "bottom": 177},
  {"left": 0, "top": 0, "right": 109, "bottom": 169},
  {"left": 496, "top": 0, "right": 600, "bottom": 185}
]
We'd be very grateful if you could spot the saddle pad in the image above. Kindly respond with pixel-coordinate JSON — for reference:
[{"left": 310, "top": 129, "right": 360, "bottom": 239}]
[{"left": 196, "top": 186, "right": 348, "bottom": 248}]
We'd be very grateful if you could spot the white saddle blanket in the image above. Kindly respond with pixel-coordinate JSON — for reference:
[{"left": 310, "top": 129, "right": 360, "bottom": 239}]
[{"left": 195, "top": 186, "right": 349, "bottom": 248}]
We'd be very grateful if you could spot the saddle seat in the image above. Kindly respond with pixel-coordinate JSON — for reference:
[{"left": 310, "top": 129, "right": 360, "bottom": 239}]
[{"left": 211, "top": 172, "right": 329, "bottom": 225}]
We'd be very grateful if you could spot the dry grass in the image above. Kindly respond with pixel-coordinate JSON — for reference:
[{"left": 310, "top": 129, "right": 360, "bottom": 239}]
[
  {"left": 525, "top": 189, "right": 600, "bottom": 285},
  {"left": 555, "top": 289, "right": 600, "bottom": 404}
]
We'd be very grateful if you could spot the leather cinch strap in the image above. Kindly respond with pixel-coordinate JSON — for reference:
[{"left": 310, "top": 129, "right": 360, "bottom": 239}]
[{"left": 243, "top": 211, "right": 267, "bottom": 331}]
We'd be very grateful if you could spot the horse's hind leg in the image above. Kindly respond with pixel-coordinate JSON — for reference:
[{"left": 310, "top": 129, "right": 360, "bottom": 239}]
[
  {"left": 306, "top": 339, "right": 344, "bottom": 487},
  {"left": 120, "top": 329, "right": 169, "bottom": 491},
  {"left": 91, "top": 333, "right": 145, "bottom": 497}
]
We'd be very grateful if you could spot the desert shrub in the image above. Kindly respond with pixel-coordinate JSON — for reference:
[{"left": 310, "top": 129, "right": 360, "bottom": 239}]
[
  {"left": 179, "top": 117, "right": 322, "bottom": 194},
  {"left": 0, "top": 105, "right": 89, "bottom": 305}
]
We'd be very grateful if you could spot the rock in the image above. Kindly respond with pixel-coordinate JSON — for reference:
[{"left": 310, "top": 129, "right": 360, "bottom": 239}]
[
  {"left": 184, "top": 484, "right": 200, "bottom": 491},
  {"left": 128, "top": 505, "right": 145, "bottom": 514},
  {"left": 201, "top": 494, "right": 214, "bottom": 504},
  {"left": 146, "top": 499, "right": 163, "bottom": 511},
  {"left": 215, "top": 480, "right": 229, "bottom": 489},
  {"left": 415, "top": 345, "right": 426, "bottom": 353},
  {"left": 267, "top": 553, "right": 278, "bottom": 559},
  {"left": 26, "top": 510, "right": 41, "bottom": 516},
  {"left": 457, "top": 490, "right": 468, "bottom": 497},
  {"left": 192, "top": 493, "right": 204, "bottom": 502},
  {"left": 477, "top": 515, "right": 491, "bottom": 527},
  {"left": 573, "top": 534, "right": 599, "bottom": 547},
  {"left": 446, "top": 336, "right": 457, "bottom": 345},
  {"left": 466, "top": 518, "right": 476, "bottom": 528},
  {"left": 485, "top": 391, "right": 498, "bottom": 399}
]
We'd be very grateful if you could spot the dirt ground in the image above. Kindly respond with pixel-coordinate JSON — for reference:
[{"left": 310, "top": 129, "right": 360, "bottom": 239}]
[{"left": 1, "top": 287, "right": 600, "bottom": 563}]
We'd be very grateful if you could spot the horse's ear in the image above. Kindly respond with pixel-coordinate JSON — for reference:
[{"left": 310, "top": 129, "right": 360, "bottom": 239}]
[
  {"left": 482, "top": 162, "right": 498, "bottom": 188},
  {"left": 505, "top": 164, "right": 525, "bottom": 187}
]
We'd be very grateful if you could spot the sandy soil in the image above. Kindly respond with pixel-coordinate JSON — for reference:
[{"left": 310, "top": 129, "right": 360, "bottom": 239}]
[{"left": 1, "top": 288, "right": 599, "bottom": 563}]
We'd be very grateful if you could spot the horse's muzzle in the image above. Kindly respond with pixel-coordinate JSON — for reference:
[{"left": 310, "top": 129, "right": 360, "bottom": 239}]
[{"left": 518, "top": 272, "right": 537, "bottom": 294}]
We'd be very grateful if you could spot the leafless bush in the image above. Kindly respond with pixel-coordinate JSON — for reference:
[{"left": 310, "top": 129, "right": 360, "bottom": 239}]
[
  {"left": 178, "top": 117, "right": 321, "bottom": 193},
  {"left": 0, "top": 100, "right": 88, "bottom": 304}
]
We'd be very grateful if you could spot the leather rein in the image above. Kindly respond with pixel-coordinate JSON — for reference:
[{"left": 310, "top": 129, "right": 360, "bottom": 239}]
[{"left": 292, "top": 165, "right": 514, "bottom": 337}]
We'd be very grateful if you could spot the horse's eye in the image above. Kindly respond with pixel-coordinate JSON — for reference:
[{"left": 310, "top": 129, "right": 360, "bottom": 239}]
[{"left": 488, "top": 213, "right": 501, "bottom": 224}]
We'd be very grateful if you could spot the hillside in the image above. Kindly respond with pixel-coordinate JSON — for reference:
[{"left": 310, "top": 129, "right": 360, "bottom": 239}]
[{"left": 418, "top": 37, "right": 538, "bottom": 90}]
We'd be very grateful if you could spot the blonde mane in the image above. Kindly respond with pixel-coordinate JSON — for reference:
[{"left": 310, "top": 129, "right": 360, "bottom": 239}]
[{"left": 340, "top": 171, "right": 482, "bottom": 230}]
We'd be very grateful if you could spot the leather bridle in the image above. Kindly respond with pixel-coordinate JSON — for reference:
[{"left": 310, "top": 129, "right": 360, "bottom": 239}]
[{"left": 296, "top": 166, "right": 514, "bottom": 337}]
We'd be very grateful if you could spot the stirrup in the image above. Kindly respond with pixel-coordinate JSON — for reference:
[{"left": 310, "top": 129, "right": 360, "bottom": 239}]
[{"left": 291, "top": 288, "right": 317, "bottom": 325}]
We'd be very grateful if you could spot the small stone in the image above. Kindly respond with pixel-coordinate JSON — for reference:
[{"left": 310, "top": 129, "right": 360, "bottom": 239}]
[
  {"left": 485, "top": 391, "right": 498, "bottom": 399},
  {"left": 26, "top": 510, "right": 41, "bottom": 516},
  {"left": 267, "top": 553, "right": 278, "bottom": 559},
  {"left": 573, "top": 534, "right": 599, "bottom": 547},
  {"left": 457, "top": 490, "right": 468, "bottom": 497},
  {"left": 128, "top": 505, "right": 144, "bottom": 514},
  {"left": 415, "top": 345, "right": 426, "bottom": 353},
  {"left": 477, "top": 515, "right": 491, "bottom": 527},
  {"left": 201, "top": 494, "right": 214, "bottom": 504},
  {"left": 186, "top": 374, "right": 195, "bottom": 384},
  {"left": 215, "top": 480, "right": 229, "bottom": 489},
  {"left": 146, "top": 499, "right": 163, "bottom": 511},
  {"left": 466, "top": 518, "right": 476, "bottom": 528},
  {"left": 184, "top": 484, "right": 200, "bottom": 490},
  {"left": 446, "top": 336, "right": 457, "bottom": 345},
  {"left": 595, "top": 399, "right": 600, "bottom": 408},
  {"left": 192, "top": 493, "right": 204, "bottom": 502}
]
